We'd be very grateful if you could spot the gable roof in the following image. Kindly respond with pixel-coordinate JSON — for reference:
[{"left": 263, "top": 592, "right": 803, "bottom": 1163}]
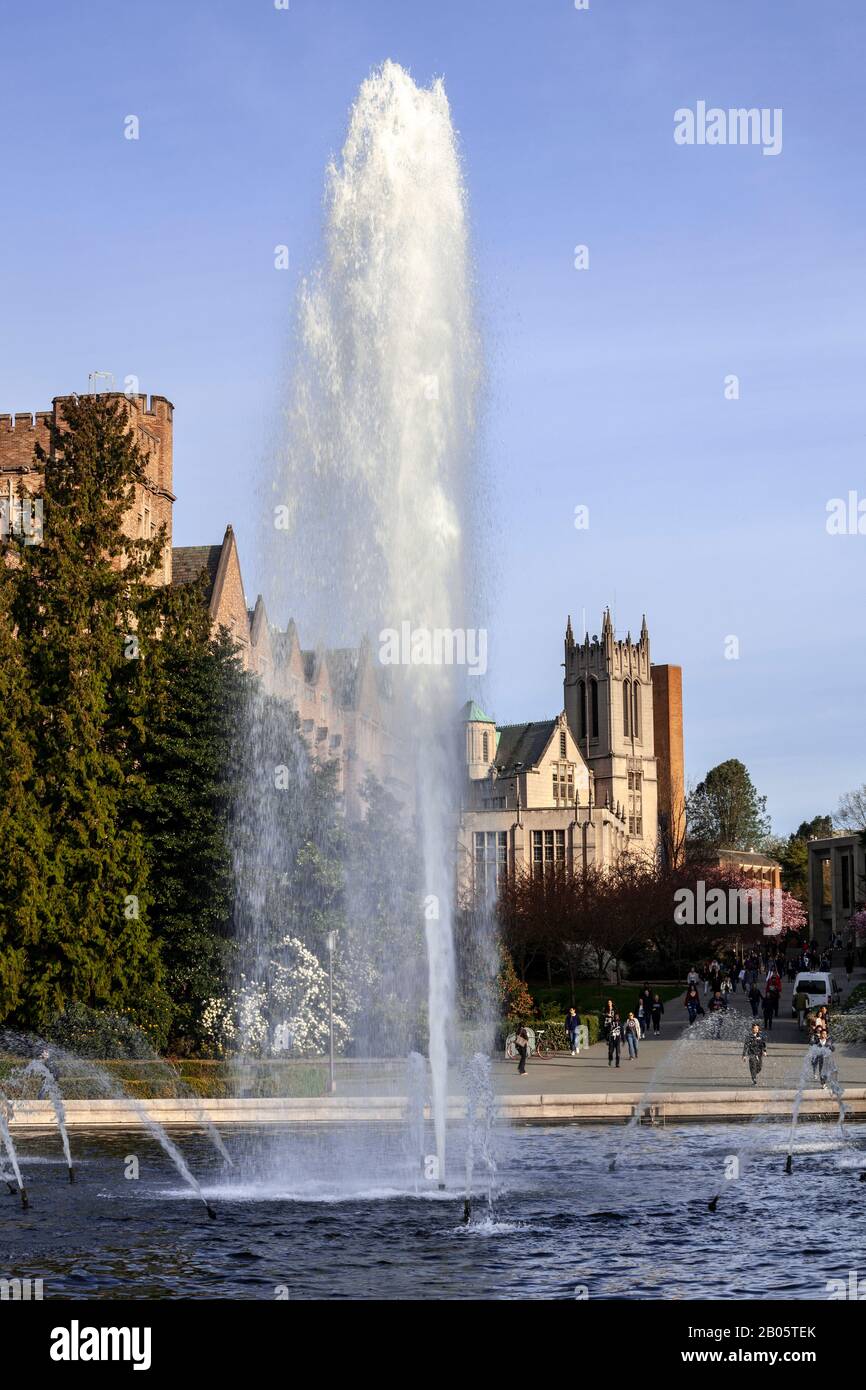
[
  {"left": 494, "top": 720, "right": 557, "bottom": 774},
  {"left": 171, "top": 544, "right": 223, "bottom": 600}
]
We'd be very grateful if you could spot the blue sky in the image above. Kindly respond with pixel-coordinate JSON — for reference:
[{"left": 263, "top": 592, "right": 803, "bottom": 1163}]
[{"left": 2, "top": 0, "right": 864, "bottom": 833}]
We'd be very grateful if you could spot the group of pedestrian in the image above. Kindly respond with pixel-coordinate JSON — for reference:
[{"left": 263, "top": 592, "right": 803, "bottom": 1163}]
[
  {"left": 512, "top": 941, "right": 851, "bottom": 1080},
  {"left": 601, "top": 986, "right": 665, "bottom": 1067}
]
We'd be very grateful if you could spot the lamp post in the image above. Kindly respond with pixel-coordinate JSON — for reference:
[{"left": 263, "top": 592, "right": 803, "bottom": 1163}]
[{"left": 326, "top": 930, "right": 336, "bottom": 1095}]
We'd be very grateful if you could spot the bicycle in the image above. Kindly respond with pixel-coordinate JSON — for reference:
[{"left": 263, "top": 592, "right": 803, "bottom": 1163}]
[
  {"left": 505, "top": 1026, "right": 536, "bottom": 1059},
  {"left": 504, "top": 1027, "right": 554, "bottom": 1059}
]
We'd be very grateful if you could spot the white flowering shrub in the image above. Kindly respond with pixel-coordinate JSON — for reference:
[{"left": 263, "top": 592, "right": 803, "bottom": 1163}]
[{"left": 202, "top": 938, "right": 356, "bottom": 1057}]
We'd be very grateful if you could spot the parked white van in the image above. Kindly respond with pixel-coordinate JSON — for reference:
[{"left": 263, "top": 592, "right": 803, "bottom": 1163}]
[{"left": 791, "top": 972, "right": 842, "bottom": 1015}]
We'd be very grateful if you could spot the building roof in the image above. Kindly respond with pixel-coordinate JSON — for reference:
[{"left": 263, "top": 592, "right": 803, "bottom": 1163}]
[
  {"left": 171, "top": 544, "right": 223, "bottom": 601},
  {"left": 716, "top": 847, "right": 781, "bottom": 868},
  {"left": 494, "top": 720, "right": 557, "bottom": 774},
  {"left": 461, "top": 698, "right": 494, "bottom": 724}
]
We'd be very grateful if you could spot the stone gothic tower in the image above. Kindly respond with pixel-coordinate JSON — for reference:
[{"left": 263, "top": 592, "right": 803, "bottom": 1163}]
[{"left": 563, "top": 609, "right": 658, "bottom": 856}]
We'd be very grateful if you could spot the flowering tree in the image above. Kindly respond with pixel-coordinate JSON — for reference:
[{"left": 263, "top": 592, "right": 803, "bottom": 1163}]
[
  {"left": 847, "top": 909, "right": 866, "bottom": 943},
  {"left": 202, "top": 936, "right": 355, "bottom": 1057}
]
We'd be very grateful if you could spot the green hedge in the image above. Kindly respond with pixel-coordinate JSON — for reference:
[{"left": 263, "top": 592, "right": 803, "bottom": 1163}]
[
  {"left": 0, "top": 1058, "right": 333, "bottom": 1100},
  {"left": 529, "top": 1014, "right": 601, "bottom": 1048}
]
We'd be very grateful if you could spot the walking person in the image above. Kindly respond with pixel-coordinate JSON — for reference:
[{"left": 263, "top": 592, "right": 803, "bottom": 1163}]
[
  {"left": 639, "top": 982, "right": 653, "bottom": 1035},
  {"left": 651, "top": 993, "right": 664, "bottom": 1037},
  {"left": 708, "top": 989, "right": 727, "bottom": 1038},
  {"left": 565, "top": 1006, "right": 582, "bottom": 1057},
  {"left": 761, "top": 988, "right": 775, "bottom": 1033},
  {"left": 748, "top": 981, "right": 762, "bottom": 1019},
  {"left": 607, "top": 1013, "right": 623, "bottom": 1068},
  {"left": 624, "top": 1011, "right": 641, "bottom": 1060},
  {"left": 602, "top": 999, "right": 615, "bottom": 1042},
  {"left": 742, "top": 1022, "right": 768, "bottom": 1085},
  {"left": 637, "top": 999, "right": 648, "bottom": 1040},
  {"left": 515, "top": 1023, "right": 529, "bottom": 1076},
  {"left": 809, "top": 1019, "right": 833, "bottom": 1089},
  {"left": 684, "top": 984, "right": 703, "bottom": 1025},
  {"left": 766, "top": 970, "right": 782, "bottom": 1020}
]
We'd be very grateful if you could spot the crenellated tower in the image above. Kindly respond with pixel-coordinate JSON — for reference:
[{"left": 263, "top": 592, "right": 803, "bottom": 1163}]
[
  {"left": 1, "top": 392, "right": 175, "bottom": 584},
  {"left": 564, "top": 608, "right": 658, "bottom": 854}
]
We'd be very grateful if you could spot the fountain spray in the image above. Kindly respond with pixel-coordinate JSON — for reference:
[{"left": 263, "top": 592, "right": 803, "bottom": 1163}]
[
  {"left": 0, "top": 1097, "right": 28, "bottom": 1209},
  {"left": 21, "top": 1058, "right": 75, "bottom": 1183},
  {"left": 259, "top": 60, "right": 481, "bottom": 1189}
]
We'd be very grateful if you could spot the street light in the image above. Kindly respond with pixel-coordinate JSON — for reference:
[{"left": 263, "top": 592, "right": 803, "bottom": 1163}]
[{"left": 326, "top": 930, "right": 337, "bottom": 1095}]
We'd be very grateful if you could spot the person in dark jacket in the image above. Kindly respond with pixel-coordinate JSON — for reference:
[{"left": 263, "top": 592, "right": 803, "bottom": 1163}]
[
  {"left": 515, "top": 1024, "right": 529, "bottom": 1075},
  {"left": 651, "top": 993, "right": 664, "bottom": 1037},
  {"left": 684, "top": 985, "right": 702, "bottom": 1025},
  {"left": 748, "top": 982, "right": 763, "bottom": 1019},
  {"left": 607, "top": 1013, "right": 622, "bottom": 1068},
  {"left": 565, "top": 1006, "right": 582, "bottom": 1056},
  {"left": 742, "top": 1023, "right": 767, "bottom": 1085},
  {"left": 638, "top": 984, "right": 653, "bottom": 1038},
  {"left": 761, "top": 989, "right": 775, "bottom": 1032}
]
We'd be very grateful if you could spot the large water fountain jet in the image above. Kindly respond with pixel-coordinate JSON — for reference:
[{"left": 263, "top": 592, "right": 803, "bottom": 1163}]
[{"left": 246, "top": 59, "right": 483, "bottom": 1189}]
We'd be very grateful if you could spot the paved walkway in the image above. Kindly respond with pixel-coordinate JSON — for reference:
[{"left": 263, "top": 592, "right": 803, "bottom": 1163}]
[{"left": 493, "top": 965, "right": 866, "bottom": 1097}]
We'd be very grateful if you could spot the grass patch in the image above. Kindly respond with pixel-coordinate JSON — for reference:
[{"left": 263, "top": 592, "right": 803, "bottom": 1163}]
[{"left": 530, "top": 982, "right": 685, "bottom": 1022}]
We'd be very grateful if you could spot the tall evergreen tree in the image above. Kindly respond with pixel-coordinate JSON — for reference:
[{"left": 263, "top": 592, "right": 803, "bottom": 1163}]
[
  {"left": 9, "top": 395, "right": 170, "bottom": 1041},
  {"left": 686, "top": 758, "right": 771, "bottom": 857},
  {"left": 0, "top": 564, "right": 52, "bottom": 1019},
  {"left": 125, "top": 580, "right": 250, "bottom": 1050}
]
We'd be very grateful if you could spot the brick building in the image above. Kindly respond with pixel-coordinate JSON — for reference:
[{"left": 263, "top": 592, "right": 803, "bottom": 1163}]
[{"left": 0, "top": 391, "right": 397, "bottom": 818}]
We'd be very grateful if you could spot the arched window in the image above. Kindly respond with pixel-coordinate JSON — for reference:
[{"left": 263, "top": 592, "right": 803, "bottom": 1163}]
[
  {"left": 482, "top": 731, "right": 489, "bottom": 762},
  {"left": 632, "top": 682, "right": 640, "bottom": 739},
  {"left": 623, "top": 679, "right": 631, "bottom": 737},
  {"left": 577, "top": 680, "right": 587, "bottom": 739},
  {"left": 590, "top": 678, "right": 599, "bottom": 738}
]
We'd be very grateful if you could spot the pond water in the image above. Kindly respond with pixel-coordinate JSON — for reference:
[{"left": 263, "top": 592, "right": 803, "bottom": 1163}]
[{"left": 3, "top": 1122, "right": 863, "bottom": 1299}]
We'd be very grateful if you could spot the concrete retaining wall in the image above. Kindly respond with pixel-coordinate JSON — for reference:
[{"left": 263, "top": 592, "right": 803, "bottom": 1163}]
[{"left": 7, "top": 1088, "right": 866, "bottom": 1130}]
